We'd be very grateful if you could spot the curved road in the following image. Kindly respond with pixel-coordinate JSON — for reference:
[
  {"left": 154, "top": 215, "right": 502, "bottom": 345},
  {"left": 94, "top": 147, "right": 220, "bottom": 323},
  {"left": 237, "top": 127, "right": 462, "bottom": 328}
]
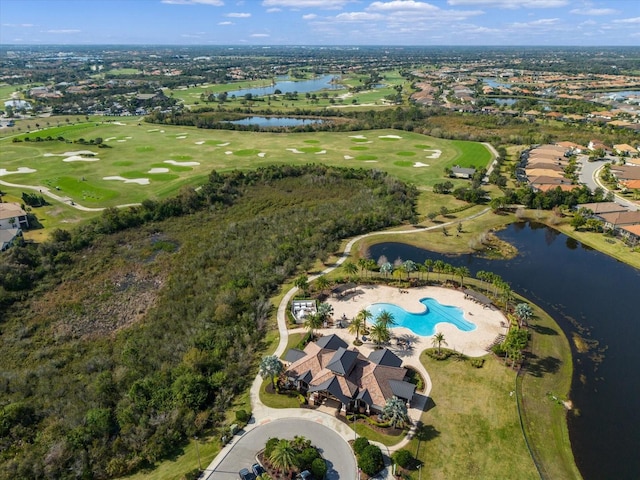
[{"left": 209, "top": 419, "right": 357, "bottom": 480}]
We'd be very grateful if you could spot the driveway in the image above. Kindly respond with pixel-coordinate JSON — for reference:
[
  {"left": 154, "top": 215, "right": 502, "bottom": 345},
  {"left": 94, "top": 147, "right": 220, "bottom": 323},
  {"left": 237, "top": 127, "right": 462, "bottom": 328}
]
[{"left": 205, "top": 418, "right": 357, "bottom": 480}]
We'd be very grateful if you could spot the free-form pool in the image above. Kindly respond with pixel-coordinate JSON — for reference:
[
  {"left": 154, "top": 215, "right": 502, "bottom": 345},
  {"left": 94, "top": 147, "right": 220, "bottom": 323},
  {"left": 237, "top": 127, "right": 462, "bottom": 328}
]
[{"left": 367, "top": 298, "right": 476, "bottom": 336}]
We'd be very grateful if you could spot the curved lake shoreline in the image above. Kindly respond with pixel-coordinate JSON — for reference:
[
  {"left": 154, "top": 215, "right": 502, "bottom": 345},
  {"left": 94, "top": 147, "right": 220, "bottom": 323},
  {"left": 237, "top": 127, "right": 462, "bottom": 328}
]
[{"left": 367, "top": 221, "right": 640, "bottom": 480}]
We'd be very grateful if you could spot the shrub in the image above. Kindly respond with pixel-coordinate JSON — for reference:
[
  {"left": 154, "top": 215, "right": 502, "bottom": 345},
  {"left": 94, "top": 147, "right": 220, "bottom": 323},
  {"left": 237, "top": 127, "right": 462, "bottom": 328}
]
[
  {"left": 311, "top": 457, "right": 327, "bottom": 478},
  {"left": 296, "top": 447, "right": 320, "bottom": 470},
  {"left": 358, "top": 444, "right": 384, "bottom": 476},
  {"left": 353, "top": 436, "right": 370, "bottom": 455},
  {"left": 470, "top": 358, "right": 485, "bottom": 368},
  {"left": 235, "top": 409, "right": 250, "bottom": 423},
  {"left": 264, "top": 437, "right": 279, "bottom": 458},
  {"left": 392, "top": 449, "right": 413, "bottom": 468}
]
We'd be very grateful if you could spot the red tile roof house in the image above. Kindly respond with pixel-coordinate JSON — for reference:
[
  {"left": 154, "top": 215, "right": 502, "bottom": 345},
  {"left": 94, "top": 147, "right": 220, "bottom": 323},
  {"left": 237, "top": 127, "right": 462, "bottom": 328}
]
[
  {"left": 284, "top": 334, "right": 417, "bottom": 415},
  {"left": 577, "top": 202, "right": 629, "bottom": 216}
]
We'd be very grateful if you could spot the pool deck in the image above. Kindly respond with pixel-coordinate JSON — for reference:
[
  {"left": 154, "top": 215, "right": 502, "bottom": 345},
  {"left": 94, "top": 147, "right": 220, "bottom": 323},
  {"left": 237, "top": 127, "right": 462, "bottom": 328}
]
[{"left": 323, "top": 284, "right": 508, "bottom": 358}]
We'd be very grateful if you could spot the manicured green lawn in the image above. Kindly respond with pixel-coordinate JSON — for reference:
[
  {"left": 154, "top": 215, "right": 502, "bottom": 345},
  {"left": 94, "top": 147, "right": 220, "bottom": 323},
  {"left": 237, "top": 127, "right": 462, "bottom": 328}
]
[
  {"left": 1, "top": 120, "right": 494, "bottom": 214},
  {"left": 411, "top": 354, "right": 539, "bottom": 480}
]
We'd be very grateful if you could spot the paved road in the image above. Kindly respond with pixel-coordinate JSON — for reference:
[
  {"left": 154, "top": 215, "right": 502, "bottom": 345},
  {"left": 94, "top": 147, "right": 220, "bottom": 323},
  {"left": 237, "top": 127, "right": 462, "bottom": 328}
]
[
  {"left": 577, "top": 155, "right": 638, "bottom": 211},
  {"left": 205, "top": 418, "right": 357, "bottom": 480}
]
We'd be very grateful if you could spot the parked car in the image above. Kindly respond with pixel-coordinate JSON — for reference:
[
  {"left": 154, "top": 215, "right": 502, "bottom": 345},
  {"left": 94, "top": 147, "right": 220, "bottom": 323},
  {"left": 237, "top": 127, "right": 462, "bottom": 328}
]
[
  {"left": 252, "top": 463, "right": 266, "bottom": 477},
  {"left": 297, "top": 471, "right": 312, "bottom": 479},
  {"left": 239, "top": 467, "right": 255, "bottom": 480}
]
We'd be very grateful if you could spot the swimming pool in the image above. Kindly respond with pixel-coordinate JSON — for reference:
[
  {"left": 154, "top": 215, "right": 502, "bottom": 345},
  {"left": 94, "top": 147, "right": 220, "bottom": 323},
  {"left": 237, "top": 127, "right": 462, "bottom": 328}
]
[{"left": 367, "top": 297, "right": 476, "bottom": 336}]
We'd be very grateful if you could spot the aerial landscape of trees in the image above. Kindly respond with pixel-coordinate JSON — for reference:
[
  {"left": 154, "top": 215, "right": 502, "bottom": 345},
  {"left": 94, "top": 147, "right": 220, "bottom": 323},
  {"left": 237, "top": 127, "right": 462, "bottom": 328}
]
[{"left": 0, "top": 165, "right": 417, "bottom": 478}]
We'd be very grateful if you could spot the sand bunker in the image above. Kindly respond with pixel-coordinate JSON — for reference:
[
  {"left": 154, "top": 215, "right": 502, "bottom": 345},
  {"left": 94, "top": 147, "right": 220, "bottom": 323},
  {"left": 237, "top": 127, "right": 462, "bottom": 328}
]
[
  {"left": 117, "top": 139, "right": 126, "bottom": 143},
  {"left": 344, "top": 155, "right": 354, "bottom": 160},
  {"left": 349, "top": 135, "right": 367, "bottom": 139},
  {"left": 125, "top": 136, "right": 132, "bottom": 139},
  {"left": 148, "top": 168, "right": 169, "bottom": 174},
  {"left": 0, "top": 167, "right": 37, "bottom": 176},
  {"left": 63, "top": 155, "right": 100, "bottom": 162},
  {"left": 147, "top": 129, "right": 159, "bottom": 132},
  {"left": 218, "top": 142, "right": 230, "bottom": 146},
  {"left": 44, "top": 150, "right": 97, "bottom": 157},
  {"left": 315, "top": 150, "right": 327, "bottom": 155},
  {"left": 424, "top": 149, "right": 442, "bottom": 159},
  {"left": 111, "top": 121, "right": 127, "bottom": 126},
  {"left": 258, "top": 152, "right": 266, "bottom": 157},
  {"left": 163, "top": 160, "right": 200, "bottom": 166},
  {"left": 160, "top": 130, "right": 165, "bottom": 133},
  {"left": 225, "top": 151, "right": 233, "bottom": 155},
  {"left": 379, "top": 135, "right": 402, "bottom": 139},
  {"left": 104, "top": 137, "right": 116, "bottom": 142},
  {"left": 176, "top": 136, "right": 187, "bottom": 139},
  {"left": 413, "top": 162, "right": 430, "bottom": 167},
  {"left": 286, "top": 148, "right": 304, "bottom": 154},
  {"left": 195, "top": 141, "right": 205, "bottom": 145},
  {"left": 364, "top": 160, "right": 378, "bottom": 163},
  {"left": 103, "top": 176, "right": 150, "bottom": 185}
]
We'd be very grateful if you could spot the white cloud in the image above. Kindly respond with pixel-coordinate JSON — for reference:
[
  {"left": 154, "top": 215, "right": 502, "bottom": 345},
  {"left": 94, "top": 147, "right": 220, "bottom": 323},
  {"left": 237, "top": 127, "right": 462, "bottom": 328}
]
[
  {"left": 302, "top": 14, "right": 317, "bottom": 20},
  {"left": 251, "top": 33, "right": 270, "bottom": 37},
  {"left": 218, "top": 21, "right": 233, "bottom": 25},
  {"left": 334, "top": 12, "right": 384, "bottom": 22},
  {"left": 266, "top": 8, "right": 281, "bottom": 12},
  {"left": 569, "top": 8, "right": 617, "bottom": 16},
  {"left": 447, "top": 0, "right": 568, "bottom": 8},
  {"left": 613, "top": 16, "right": 640, "bottom": 24},
  {"left": 261, "top": 0, "right": 351, "bottom": 9},
  {"left": 226, "top": 12, "right": 251, "bottom": 17},
  {"left": 161, "top": 0, "right": 224, "bottom": 5},
  {"left": 368, "top": 0, "right": 440, "bottom": 12},
  {"left": 46, "top": 29, "right": 81, "bottom": 34},
  {"left": 2, "top": 23, "right": 34, "bottom": 27}
]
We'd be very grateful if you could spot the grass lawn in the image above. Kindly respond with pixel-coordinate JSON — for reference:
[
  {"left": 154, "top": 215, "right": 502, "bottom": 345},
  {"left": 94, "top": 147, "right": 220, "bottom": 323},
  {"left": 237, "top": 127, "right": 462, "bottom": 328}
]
[
  {"left": 517, "top": 298, "right": 582, "bottom": 480},
  {"left": 411, "top": 353, "right": 539, "bottom": 480}
]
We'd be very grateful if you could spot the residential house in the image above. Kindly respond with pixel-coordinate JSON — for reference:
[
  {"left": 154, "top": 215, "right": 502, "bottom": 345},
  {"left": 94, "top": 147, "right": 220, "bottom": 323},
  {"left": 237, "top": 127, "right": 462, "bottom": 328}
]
[
  {"left": 620, "top": 224, "right": 640, "bottom": 246},
  {"left": 450, "top": 167, "right": 476, "bottom": 179},
  {"left": 614, "top": 144, "right": 638, "bottom": 156},
  {"left": 577, "top": 202, "right": 628, "bottom": 216},
  {"left": 0, "top": 203, "right": 29, "bottom": 230},
  {"left": 597, "top": 211, "right": 640, "bottom": 231},
  {"left": 0, "top": 228, "right": 22, "bottom": 252},
  {"left": 284, "top": 334, "right": 417, "bottom": 415}
]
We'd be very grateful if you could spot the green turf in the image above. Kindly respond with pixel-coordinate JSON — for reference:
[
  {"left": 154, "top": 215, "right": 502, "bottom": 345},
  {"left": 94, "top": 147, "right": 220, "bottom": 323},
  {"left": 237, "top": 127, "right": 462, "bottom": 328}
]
[
  {"left": 394, "top": 160, "right": 413, "bottom": 167},
  {"left": 1, "top": 120, "right": 494, "bottom": 212}
]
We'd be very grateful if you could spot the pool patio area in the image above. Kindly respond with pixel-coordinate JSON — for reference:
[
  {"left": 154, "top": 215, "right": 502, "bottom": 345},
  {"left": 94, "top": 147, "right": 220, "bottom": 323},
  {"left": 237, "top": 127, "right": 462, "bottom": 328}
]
[{"left": 322, "top": 284, "right": 508, "bottom": 359}]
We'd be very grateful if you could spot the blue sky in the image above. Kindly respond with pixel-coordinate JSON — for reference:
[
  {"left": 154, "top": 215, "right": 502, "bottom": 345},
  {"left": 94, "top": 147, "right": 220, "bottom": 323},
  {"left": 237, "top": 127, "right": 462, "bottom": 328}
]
[{"left": 1, "top": 0, "right": 639, "bottom": 46}]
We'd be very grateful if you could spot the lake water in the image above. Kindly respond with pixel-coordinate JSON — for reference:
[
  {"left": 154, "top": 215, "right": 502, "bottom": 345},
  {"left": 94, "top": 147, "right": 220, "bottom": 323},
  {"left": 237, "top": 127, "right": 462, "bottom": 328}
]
[
  {"left": 482, "top": 77, "right": 513, "bottom": 88},
  {"left": 367, "top": 222, "right": 640, "bottom": 480},
  {"left": 227, "top": 116, "right": 324, "bottom": 127},
  {"left": 492, "top": 98, "right": 518, "bottom": 106},
  {"left": 227, "top": 75, "right": 343, "bottom": 98}
]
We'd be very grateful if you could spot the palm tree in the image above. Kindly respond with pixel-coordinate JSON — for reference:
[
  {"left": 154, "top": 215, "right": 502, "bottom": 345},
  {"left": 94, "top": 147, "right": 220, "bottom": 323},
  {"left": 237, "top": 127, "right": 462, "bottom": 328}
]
[
  {"left": 369, "top": 321, "right": 391, "bottom": 347},
  {"left": 269, "top": 439, "right": 297, "bottom": 473},
  {"left": 315, "top": 276, "right": 330, "bottom": 294},
  {"left": 358, "top": 257, "right": 369, "bottom": 277},
  {"left": 376, "top": 310, "right": 396, "bottom": 329},
  {"left": 515, "top": 303, "right": 533, "bottom": 328},
  {"left": 349, "top": 309, "right": 371, "bottom": 341},
  {"left": 317, "top": 302, "right": 333, "bottom": 324},
  {"left": 424, "top": 259, "right": 433, "bottom": 283},
  {"left": 259, "top": 355, "right": 284, "bottom": 390},
  {"left": 382, "top": 396, "right": 410, "bottom": 428},
  {"left": 304, "top": 312, "right": 323, "bottom": 337},
  {"left": 433, "top": 260, "right": 445, "bottom": 283},
  {"left": 380, "top": 262, "right": 393, "bottom": 278},
  {"left": 431, "top": 332, "right": 447, "bottom": 355},
  {"left": 455, "top": 266, "right": 470, "bottom": 288},
  {"left": 294, "top": 275, "right": 309, "bottom": 296},
  {"left": 342, "top": 260, "right": 358, "bottom": 279},
  {"left": 402, "top": 260, "right": 417, "bottom": 279}
]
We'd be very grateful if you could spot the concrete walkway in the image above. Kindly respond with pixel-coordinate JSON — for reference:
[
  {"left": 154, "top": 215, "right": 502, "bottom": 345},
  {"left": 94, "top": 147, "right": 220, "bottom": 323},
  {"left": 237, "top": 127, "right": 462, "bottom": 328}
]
[{"left": 205, "top": 208, "right": 493, "bottom": 479}]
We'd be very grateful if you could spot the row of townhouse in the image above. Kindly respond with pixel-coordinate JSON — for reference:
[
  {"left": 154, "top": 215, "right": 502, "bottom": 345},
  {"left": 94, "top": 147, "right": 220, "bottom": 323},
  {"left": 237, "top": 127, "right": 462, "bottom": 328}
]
[
  {"left": 520, "top": 143, "right": 580, "bottom": 192},
  {"left": 578, "top": 201, "right": 640, "bottom": 246}
]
